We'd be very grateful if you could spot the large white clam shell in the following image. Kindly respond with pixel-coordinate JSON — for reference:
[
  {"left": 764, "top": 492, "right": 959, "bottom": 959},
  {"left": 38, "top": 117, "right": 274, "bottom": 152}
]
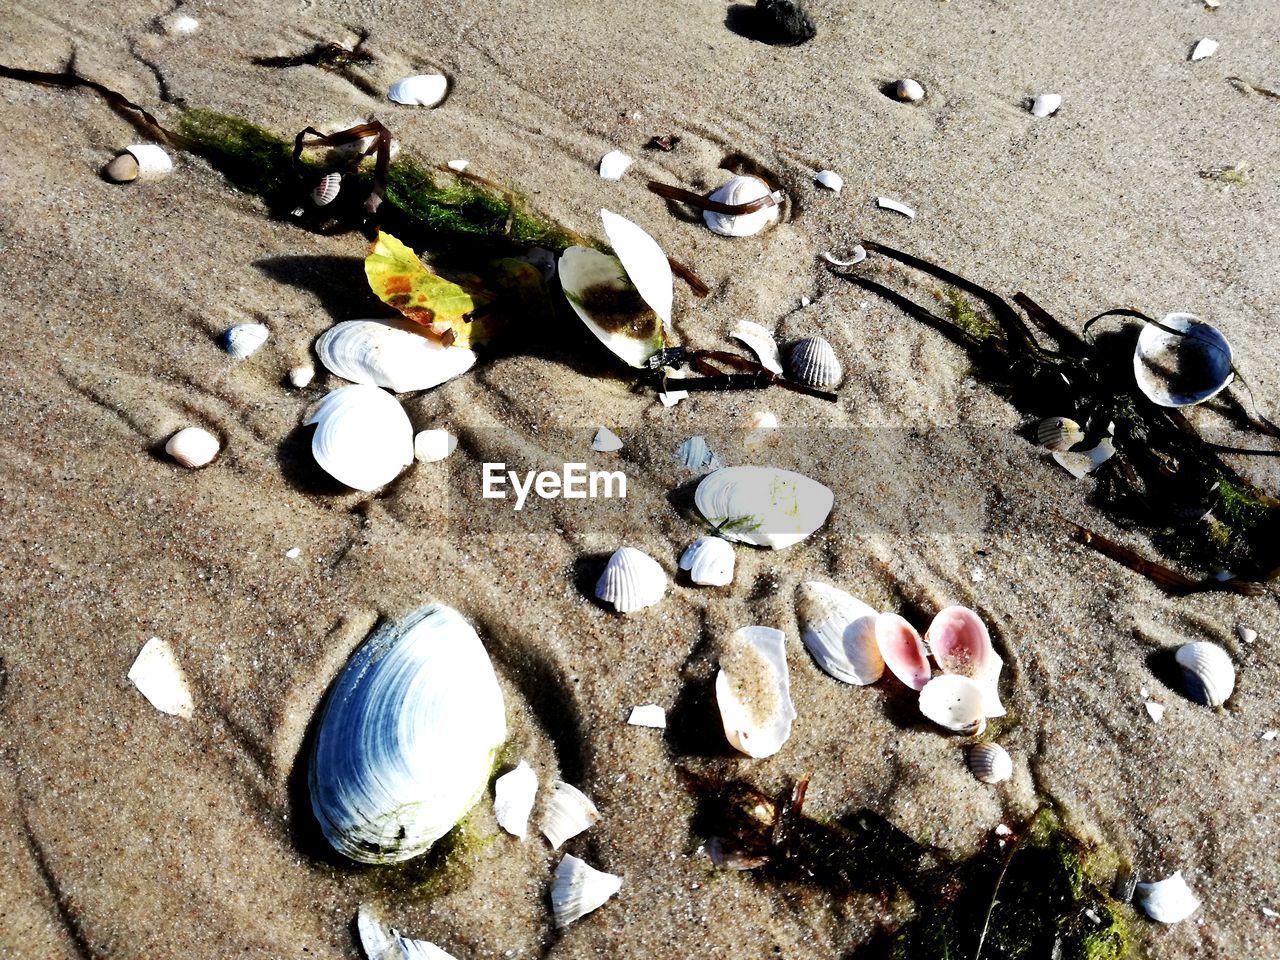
[
  {"left": 309, "top": 603, "right": 507, "bottom": 863},
  {"left": 715, "top": 626, "right": 796, "bottom": 758},
  {"left": 127, "top": 637, "right": 194, "bottom": 719},
  {"left": 316, "top": 319, "right": 477, "bottom": 393},
  {"left": 918, "top": 674, "right": 987, "bottom": 734},
  {"left": 967, "top": 742, "right": 1013, "bottom": 784},
  {"left": 493, "top": 760, "right": 538, "bottom": 840},
  {"left": 304, "top": 385, "right": 414, "bottom": 491},
  {"left": 1134, "top": 871, "right": 1201, "bottom": 923},
  {"left": 694, "top": 466, "right": 834, "bottom": 550},
  {"left": 1133, "top": 313, "right": 1234, "bottom": 408},
  {"left": 703, "top": 175, "right": 781, "bottom": 237},
  {"left": 679, "top": 536, "right": 736, "bottom": 586},
  {"left": 541, "top": 780, "right": 601, "bottom": 848},
  {"left": 551, "top": 854, "right": 622, "bottom": 927},
  {"left": 1175, "top": 641, "right": 1235, "bottom": 707},
  {"left": 224, "top": 322, "right": 269, "bottom": 359},
  {"left": 387, "top": 73, "right": 448, "bottom": 107},
  {"left": 594, "top": 546, "right": 667, "bottom": 613},
  {"left": 357, "top": 905, "right": 458, "bottom": 959},
  {"left": 874, "top": 612, "right": 932, "bottom": 690},
  {"left": 165, "top": 426, "right": 220, "bottom": 468},
  {"left": 925, "top": 606, "right": 1005, "bottom": 718},
  {"left": 796, "top": 581, "right": 883, "bottom": 685},
  {"left": 559, "top": 245, "right": 666, "bottom": 369}
]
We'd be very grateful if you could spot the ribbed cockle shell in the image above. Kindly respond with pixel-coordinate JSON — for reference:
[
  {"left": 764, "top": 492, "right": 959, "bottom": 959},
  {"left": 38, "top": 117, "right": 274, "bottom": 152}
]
[{"left": 786, "top": 336, "right": 842, "bottom": 387}]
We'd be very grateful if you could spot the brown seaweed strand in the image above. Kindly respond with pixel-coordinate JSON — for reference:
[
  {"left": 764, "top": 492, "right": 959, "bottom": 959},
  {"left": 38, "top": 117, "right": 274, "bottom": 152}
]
[
  {"left": 668, "top": 256, "right": 710, "bottom": 297},
  {"left": 647, "top": 180, "right": 781, "bottom": 216}
]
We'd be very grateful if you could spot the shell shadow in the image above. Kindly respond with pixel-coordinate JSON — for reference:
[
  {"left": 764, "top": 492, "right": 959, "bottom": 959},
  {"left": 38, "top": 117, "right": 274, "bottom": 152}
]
[
  {"left": 285, "top": 679, "right": 349, "bottom": 868},
  {"left": 571, "top": 553, "right": 613, "bottom": 611},
  {"left": 1145, "top": 647, "right": 1187, "bottom": 700},
  {"left": 254, "top": 254, "right": 382, "bottom": 323},
  {"left": 276, "top": 422, "right": 352, "bottom": 496},
  {"left": 666, "top": 614, "right": 737, "bottom": 759}
]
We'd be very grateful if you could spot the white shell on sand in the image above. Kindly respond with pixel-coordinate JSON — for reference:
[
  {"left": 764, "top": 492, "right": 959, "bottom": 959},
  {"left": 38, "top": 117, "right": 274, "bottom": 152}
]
[
  {"left": 600, "top": 208, "right": 673, "bottom": 327},
  {"left": 876, "top": 196, "right": 916, "bottom": 218},
  {"left": 447, "top": 159, "right": 469, "bottom": 172},
  {"left": 317, "top": 319, "right": 477, "bottom": 393},
  {"left": 288, "top": 365, "right": 315, "bottom": 388},
  {"left": 787, "top": 336, "right": 842, "bottom": 387},
  {"left": 541, "top": 781, "right": 601, "bottom": 848},
  {"left": 926, "top": 606, "right": 1005, "bottom": 718},
  {"left": 493, "top": 760, "right": 538, "bottom": 840},
  {"left": 968, "top": 743, "right": 1013, "bottom": 784},
  {"left": 659, "top": 366, "right": 688, "bottom": 406},
  {"left": 164, "top": 427, "right": 220, "bottom": 468},
  {"left": 595, "top": 546, "right": 667, "bottom": 613},
  {"left": 106, "top": 144, "right": 173, "bottom": 182},
  {"left": 694, "top": 466, "right": 834, "bottom": 550},
  {"left": 1052, "top": 437, "right": 1115, "bottom": 479},
  {"left": 165, "top": 14, "right": 200, "bottom": 35},
  {"left": 1030, "top": 93, "right": 1062, "bottom": 117},
  {"left": 304, "top": 385, "right": 414, "bottom": 492},
  {"left": 551, "top": 854, "right": 622, "bottom": 927},
  {"left": 1145, "top": 700, "right": 1165, "bottom": 723},
  {"left": 1034, "top": 416, "right": 1084, "bottom": 452},
  {"left": 744, "top": 409, "right": 779, "bottom": 449},
  {"left": 895, "top": 78, "right": 925, "bottom": 102},
  {"left": 821, "top": 247, "right": 867, "bottom": 267},
  {"left": 1175, "top": 641, "right": 1235, "bottom": 706},
  {"left": 224, "top": 322, "right": 269, "bottom": 360},
  {"left": 875, "top": 612, "right": 932, "bottom": 690},
  {"left": 679, "top": 536, "right": 736, "bottom": 586},
  {"left": 919, "top": 674, "right": 987, "bottom": 734},
  {"left": 592, "top": 426, "right": 624, "bottom": 452},
  {"left": 1237, "top": 624, "right": 1257, "bottom": 644},
  {"left": 1190, "top": 37, "right": 1219, "bottom": 61},
  {"left": 598, "top": 150, "right": 633, "bottom": 181},
  {"left": 1133, "top": 313, "right": 1233, "bottom": 408},
  {"left": 729, "top": 319, "right": 784, "bottom": 374},
  {"left": 309, "top": 603, "right": 507, "bottom": 863},
  {"left": 387, "top": 74, "right": 448, "bottom": 107},
  {"left": 414, "top": 429, "right": 457, "bottom": 463},
  {"left": 796, "top": 581, "right": 883, "bottom": 685},
  {"left": 559, "top": 242, "right": 666, "bottom": 369},
  {"left": 1135, "top": 871, "right": 1201, "bottom": 923},
  {"left": 127, "top": 637, "right": 194, "bottom": 719},
  {"left": 357, "top": 904, "right": 457, "bottom": 960},
  {"left": 716, "top": 626, "right": 796, "bottom": 758},
  {"left": 703, "top": 175, "right": 782, "bottom": 237},
  {"left": 814, "top": 170, "right": 843, "bottom": 193},
  {"left": 676, "top": 435, "right": 720, "bottom": 472},
  {"left": 627, "top": 704, "right": 667, "bottom": 728}
]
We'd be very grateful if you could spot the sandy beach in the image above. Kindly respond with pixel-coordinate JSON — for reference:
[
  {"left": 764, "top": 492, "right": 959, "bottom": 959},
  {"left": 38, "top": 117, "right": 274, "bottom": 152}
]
[{"left": 1, "top": 0, "right": 1277, "bottom": 957}]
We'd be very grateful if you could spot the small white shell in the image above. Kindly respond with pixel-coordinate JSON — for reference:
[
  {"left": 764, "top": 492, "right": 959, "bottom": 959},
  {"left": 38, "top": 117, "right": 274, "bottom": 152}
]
[
  {"left": 787, "top": 336, "right": 843, "bottom": 387},
  {"left": 679, "top": 536, "right": 735, "bottom": 587},
  {"left": 1133, "top": 313, "right": 1234, "bottom": 408},
  {"left": 694, "top": 466, "right": 834, "bottom": 550},
  {"left": 919, "top": 674, "right": 987, "bottom": 734},
  {"left": 1175, "top": 641, "right": 1235, "bottom": 706},
  {"left": 446, "top": 159, "right": 469, "bottom": 172},
  {"left": 967, "top": 743, "right": 1013, "bottom": 784},
  {"left": 895, "top": 78, "right": 925, "bottom": 102},
  {"left": 541, "top": 781, "right": 601, "bottom": 848},
  {"left": 165, "top": 14, "right": 200, "bottom": 34},
  {"left": 311, "top": 172, "right": 342, "bottom": 206},
  {"left": 317, "top": 319, "right": 477, "bottom": 393},
  {"left": 796, "top": 582, "right": 883, "bottom": 685},
  {"left": 1237, "top": 624, "right": 1257, "bottom": 644},
  {"left": 598, "top": 150, "right": 633, "bottom": 181},
  {"left": 164, "top": 427, "right": 220, "bottom": 468},
  {"left": 414, "top": 429, "right": 457, "bottom": 463},
  {"left": 814, "top": 170, "right": 843, "bottom": 193},
  {"left": 224, "top": 322, "right": 269, "bottom": 360},
  {"left": 288, "top": 365, "right": 315, "bottom": 388},
  {"left": 128, "top": 143, "right": 174, "bottom": 180},
  {"left": 303, "top": 385, "right": 414, "bottom": 491},
  {"left": 676, "top": 435, "right": 720, "bottom": 472},
  {"left": 716, "top": 626, "right": 796, "bottom": 758},
  {"left": 1135, "top": 871, "right": 1201, "bottom": 923},
  {"left": 1145, "top": 700, "right": 1165, "bottom": 723},
  {"left": 821, "top": 247, "right": 866, "bottom": 267},
  {"left": 703, "top": 175, "right": 782, "bottom": 237},
  {"left": 127, "top": 637, "right": 194, "bottom": 719},
  {"left": 551, "top": 854, "right": 622, "bottom": 927},
  {"left": 1190, "top": 37, "right": 1218, "bottom": 61},
  {"left": 1053, "top": 438, "right": 1115, "bottom": 479},
  {"left": 357, "top": 905, "right": 458, "bottom": 960},
  {"left": 594, "top": 547, "right": 667, "bottom": 613},
  {"left": 876, "top": 196, "right": 916, "bottom": 218},
  {"left": 1030, "top": 93, "right": 1062, "bottom": 118},
  {"left": 387, "top": 73, "right": 448, "bottom": 107},
  {"left": 493, "top": 761, "right": 538, "bottom": 840},
  {"left": 1034, "top": 416, "right": 1084, "bottom": 451},
  {"left": 729, "top": 319, "right": 784, "bottom": 374},
  {"left": 592, "top": 426, "right": 624, "bottom": 452},
  {"left": 627, "top": 704, "right": 667, "bottom": 728}
]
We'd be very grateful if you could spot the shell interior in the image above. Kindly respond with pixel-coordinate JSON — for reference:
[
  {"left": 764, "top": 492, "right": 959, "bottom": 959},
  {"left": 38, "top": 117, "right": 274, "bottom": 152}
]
[
  {"left": 1133, "top": 313, "right": 1234, "bottom": 407},
  {"left": 874, "top": 612, "right": 932, "bottom": 690},
  {"left": 559, "top": 246, "right": 666, "bottom": 368},
  {"left": 715, "top": 626, "right": 796, "bottom": 758},
  {"left": 600, "top": 208, "right": 673, "bottom": 326},
  {"left": 926, "top": 606, "right": 1005, "bottom": 718}
]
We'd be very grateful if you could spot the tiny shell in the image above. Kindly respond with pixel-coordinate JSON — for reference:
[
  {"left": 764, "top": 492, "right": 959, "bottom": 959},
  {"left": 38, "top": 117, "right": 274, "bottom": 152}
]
[
  {"left": 797, "top": 581, "right": 883, "bottom": 685},
  {"left": 1174, "top": 641, "right": 1235, "bottom": 706},
  {"left": 1134, "top": 871, "right": 1201, "bottom": 923},
  {"left": 598, "top": 150, "right": 633, "bottom": 181},
  {"left": 593, "top": 426, "right": 624, "bottom": 452},
  {"left": 1145, "top": 700, "right": 1165, "bottom": 723},
  {"left": 105, "top": 144, "right": 173, "bottom": 182},
  {"left": 1190, "top": 37, "right": 1218, "bottom": 61},
  {"left": 288, "top": 365, "right": 315, "bottom": 388},
  {"left": 311, "top": 172, "right": 342, "bottom": 206},
  {"left": 787, "top": 336, "right": 842, "bottom": 387},
  {"left": 627, "top": 704, "right": 667, "bottom": 728},
  {"left": 676, "top": 435, "right": 720, "bottom": 472},
  {"left": 224, "top": 322, "right": 270, "bottom": 360},
  {"left": 595, "top": 547, "right": 667, "bottom": 613},
  {"left": 1052, "top": 438, "right": 1115, "bottom": 479},
  {"left": 1237, "top": 624, "right": 1257, "bottom": 644},
  {"left": 541, "top": 781, "right": 601, "bottom": 848},
  {"left": 694, "top": 466, "right": 834, "bottom": 550},
  {"left": 414, "top": 429, "right": 457, "bottom": 463},
  {"left": 317, "top": 319, "right": 477, "bottom": 393},
  {"left": 874, "top": 613, "right": 931, "bottom": 690},
  {"left": 679, "top": 536, "right": 735, "bottom": 586},
  {"left": 744, "top": 409, "right": 778, "bottom": 450},
  {"left": 357, "top": 905, "right": 457, "bottom": 960},
  {"left": 967, "top": 743, "right": 1013, "bottom": 784},
  {"left": 729, "top": 319, "right": 784, "bottom": 374},
  {"left": 128, "top": 637, "right": 194, "bottom": 718},
  {"left": 387, "top": 73, "right": 448, "bottom": 107},
  {"left": 1030, "top": 93, "right": 1062, "bottom": 118},
  {"left": 446, "top": 159, "right": 469, "bottom": 172},
  {"left": 876, "top": 196, "right": 916, "bottom": 218},
  {"left": 1034, "top": 416, "right": 1084, "bottom": 451},
  {"left": 165, "top": 13, "right": 200, "bottom": 34},
  {"left": 821, "top": 247, "right": 866, "bottom": 267},
  {"left": 493, "top": 761, "right": 538, "bottom": 840},
  {"left": 304, "top": 385, "right": 414, "bottom": 491},
  {"left": 815, "top": 170, "right": 843, "bottom": 193},
  {"left": 703, "top": 175, "right": 782, "bottom": 237},
  {"left": 551, "top": 854, "right": 622, "bottom": 927},
  {"left": 895, "top": 78, "right": 925, "bottom": 102},
  {"left": 919, "top": 674, "right": 987, "bottom": 734},
  {"left": 716, "top": 626, "right": 796, "bottom": 758},
  {"left": 165, "top": 427, "right": 220, "bottom": 468}
]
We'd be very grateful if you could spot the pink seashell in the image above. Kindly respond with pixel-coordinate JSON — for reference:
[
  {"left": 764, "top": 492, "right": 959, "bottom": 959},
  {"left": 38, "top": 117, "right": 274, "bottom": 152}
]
[
  {"left": 874, "top": 613, "right": 931, "bottom": 690},
  {"left": 925, "top": 605, "right": 1005, "bottom": 718}
]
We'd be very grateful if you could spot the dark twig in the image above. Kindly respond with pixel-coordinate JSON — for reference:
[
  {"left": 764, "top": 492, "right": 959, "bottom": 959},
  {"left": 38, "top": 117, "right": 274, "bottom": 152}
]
[{"left": 647, "top": 179, "right": 782, "bottom": 216}]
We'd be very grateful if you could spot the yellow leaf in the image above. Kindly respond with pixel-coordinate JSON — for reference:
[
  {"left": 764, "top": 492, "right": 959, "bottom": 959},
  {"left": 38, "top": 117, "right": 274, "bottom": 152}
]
[{"left": 364, "top": 231, "right": 492, "bottom": 347}]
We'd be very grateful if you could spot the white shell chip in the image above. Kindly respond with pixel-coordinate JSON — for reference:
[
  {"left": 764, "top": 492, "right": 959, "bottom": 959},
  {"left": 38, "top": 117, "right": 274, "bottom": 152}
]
[{"left": 128, "top": 637, "right": 194, "bottom": 719}]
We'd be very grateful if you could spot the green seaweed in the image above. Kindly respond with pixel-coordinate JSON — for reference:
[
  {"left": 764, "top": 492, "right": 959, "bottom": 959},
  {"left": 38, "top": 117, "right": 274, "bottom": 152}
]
[
  {"left": 177, "top": 108, "right": 305, "bottom": 198},
  {"left": 938, "top": 287, "right": 999, "bottom": 340}
]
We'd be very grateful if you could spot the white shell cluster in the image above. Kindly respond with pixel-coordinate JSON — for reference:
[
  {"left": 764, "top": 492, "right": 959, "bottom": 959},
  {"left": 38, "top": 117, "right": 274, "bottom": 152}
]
[
  {"left": 787, "top": 336, "right": 842, "bottom": 387},
  {"left": 595, "top": 546, "right": 667, "bottom": 613},
  {"left": 796, "top": 581, "right": 883, "bottom": 685},
  {"left": 967, "top": 742, "right": 1013, "bottom": 784},
  {"left": 309, "top": 603, "right": 507, "bottom": 863},
  {"left": 703, "top": 175, "right": 781, "bottom": 237},
  {"left": 388, "top": 73, "right": 448, "bottom": 107},
  {"left": 304, "top": 385, "right": 414, "bottom": 491},
  {"left": 694, "top": 466, "right": 834, "bottom": 550},
  {"left": 715, "top": 626, "right": 796, "bottom": 758},
  {"left": 679, "top": 536, "right": 735, "bottom": 586},
  {"left": 541, "top": 781, "right": 601, "bottom": 848},
  {"left": 493, "top": 761, "right": 538, "bottom": 840},
  {"left": 224, "top": 322, "right": 269, "bottom": 359},
  {"left": 165, "top": 426, "right": 220, "bottom": 468},
  {"left": 127, "top": 637, "right": 194, "bottom": 719},
  {"left": 551, "top": 854, "right": 622, "bottom": 927},
  {"left": 1034, "top": 416, "right": 1083, "bottom": 452},
  {"left": 1134, "top": 871, "right": 1201, "bottom": 923},
  {"left": 317, "top": 319, "right": 477, "bottom": 393},
  {"left": 1133, "top": 313, "right": 1233, "bottom": 408},
  {"left": 1175, "top": 641, "right": 1235, "bottom": 706}
]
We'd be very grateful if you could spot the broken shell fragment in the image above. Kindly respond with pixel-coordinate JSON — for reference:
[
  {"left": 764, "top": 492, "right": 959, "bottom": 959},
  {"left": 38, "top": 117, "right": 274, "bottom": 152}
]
[
  {"left": 1030, "top": 93, "right": 1062, "bottom": 117},
  {"left": 1190, "top": 37, "right": 1218, "bottom": 62},
  {"left": 703, "top": 175, "right": 782, "bottom": 237},
  {"left": 592, "top": 426, "right": 624, "bottom": 452},
  {"left": 164, "top": 13, "right": 200, "bottom": 35},
  {"left": 919, "top": 674, "right": 987, "bottom": 734},
  {"left": 814, "top": 170, "right": 843, "bottom": 193},
  {"left": 1237, "top": 624, "right": 1257, "bottom": 644},
  {"left": 694, "top": 465, "right": 834, "bottom": 550},
  {"left": 164, "top": 426, "right": 220, "bottom": 468},
  {"left": 310, "top": 172, "right": 342, "bottom": 206},
  {"left": 224, "top": 322, "right": 269, "bottom": 360},
  {"left": 541, "top": 781, "right": 601, "bottom": 848},
  {"left": 595, "top": 546, "right": 667, "bottom": 613},
  {"left": 317, "top": 319, "right": 477, "bottom": 393},
  {"left": 551, "top": 854, "right": 622, "bottom": 927},
  {"left": 1175, "top": 641, "right": 1235, "bottom": 707},
  {"left": 874, "top": 612, "right": 931, "bottom": 690},
  {"left": 967, "top": 742, "right": 1013, "bottom": 784},
  {"left": 598, "top": 150, "right": 633, "bottom": 181},
  {"left": 1135, "top": 871, "right": 1201, "bottom": 923},
  {"left": 357, "top": 905, "right": 458, "bottom": 960},
  {"left": 1034, "top": 416, "right": 1084, "bottom": 452},
  {"left": 493, "top": 761, "right": 538, "bottom": 840},
  {"left": 387, "top": 73, "right": 448, "bottom": 107},
  {"left": 876, "top": 196, "right": 916, "bottom": 218},
  {"left": 128, "top": 637, "right": 194, "bottom": 718},
  {"left": 895, "top": 78, "right": 925, "bottom": 103},
  {"left": 821, "top": 247, "right": 866, "bottom": 267},
  {"left": 304, "top": 385, "right": 414, "bottom": 491},
  {"left": 716, "top": 626, "right": 796, "bottom": 758},
  {"left": 729, "top": 319, "right": 783, "bottom": 374},
  {"left": 104, "top": 144, "right": 173, "bottom": 182},
  {"left": 600, "top": 208, "right": 673, "bottom": 327},
  {"left": 1133, "top": 313, "right": 1233, "bottom": 407},
  {"left": 786, "top": 336, "right": 842, "bottom": 387},
  {"left": 1052, "top": 437, "right": 1115, "bottom": 479},
  {"left": 288, "top": 365, "right": 315, "bottom": 389},
  {"left": 676, "top": 435, "right": 720, "bottom": 472},
  {"left": 926, "top": 606, "right": 1005, "bottom": 718},
  {"left": 627, "top": 704, "right": 667, "bottom": 728},
  {"left": 679, "top": 536, "right": 736, "bottom": 586},
  {"left": 414, "top": 429, "right": 457, "bottom": 463},
  {"left": 796, "top": 582, "right": 883, "bottom": 685}
]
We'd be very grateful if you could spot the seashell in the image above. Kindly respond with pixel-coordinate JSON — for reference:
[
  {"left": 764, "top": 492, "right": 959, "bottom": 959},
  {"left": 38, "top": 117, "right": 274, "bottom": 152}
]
[
  {"left": 1052, "top": 437, "right": 1115, "bottom": 479},
  {"left": 729, "top": 319, "right": 784, "bottom": 374},
  {"left": 895, "top": 78, "right": 925, "bottom": 102},
  {"left": 1237, "top": 624, "right": 1257, "bottom": 644},
  {"left": 874, "top": 613, "right": 931, "bottom": 690},
  {"left": 414, "top": 429, "right": 457, "bottom": 463},
  {"left": 1134, "top": 871, "right": 1201, "bottom": 923},
  {"left": 1034, "top": 416, "right": 1084, "bottom": 451},
  {"left": 876, "top": 196, "right": 916, "bottom": 218},
  {"left": 1144, "top": 700, "right": 1165, "bottom": 723},
  {"left": 310, "top": 172, "right": 342, "bottom": 206},
  {"left": 1030, "top": 93, "right": 1062, "bottom": 117},
  {"left": 1133, "top": 313, "right": 1233, "bottom": 408},
  {"left": 387, "top": 73, "right": 448, "bottom": 107},
  {"left": 288, "top": 364, "right": 315, "bottom": 388},
  {"left": 224, "top": 322, "right": 270, "bottom": 360},
  {"left": 786, "top": 336, "right": 843, "bottom": 387},
  {"left": 164, "top": 426, "right": 220, "bottom": 468},
  {"left": 796, "top": 581, "right": 883, "bottom": 685},
  {"left": 551, "top": 854, "right": 622, "bottom": 927},
  {"left": 309, "top": 603, "right": 507, "bottom": 863},
  {"left": 694, "top": 466, "right": 834, "bottom": 550},
  {"left": 744, "top": 409, "right": 778, "bottom": 450},
  {"left": 598, "top": 150, "right": 633, "bottom": 181},
  {"left": 1174, "top": 641, "right": 1235, "bottom": 707},
  {"left": 814, "top": 170, "right": 843, "bottom": 193},
  {"left": 716, "top": 626, "right": 796, "bottom": 758},
  {"left": 600, "top": 208, "right": 673, "bottom": 327},
  {"left": 967, "top": 743, "right": 1013, "bottom": 784},
  {"left": 1190, "top": 37, "right": 1218, "bottom": 61},
  {"left": 127, "top": 637, "right": 194, "bottom": 718},
  {"left": 446, "top": 158, "right": 469, "bottom": 172},
  {"left": 703, "top": 175, "right": 782, "bottom": 237},
  {"left": 104, "top": 144, "right": 173, "bottom": 183},
  {"left": 677, "top": 435, "right": 720, "bottom": 472},
  {"left": 493, "top": 760, "right": 538, "bottom": 840},
  {"left": 594, "top": 546, "right": 667, "bottom": 613},
  {"left": 707, "top": 836, "right": 769, "bottom": 871},
  {"left": 541, "top": 781, "right": 601, "bottom": 848},
  {"left": 919, "top": 674, "right": 987, "bottom": 734},
  {"left": 679, "top": 536, "right": 735, "bottom": 587},
  {"left": 357, "top": 904, "right": 458, "bottom": 960},
  {"left": 304, "top": 385, "right": 414, "bottom": 492},
  {"left": 285, "top": 547, "right": 301, "bottom": 559},
  {"left": 925, "top": 606, "right": 1005, "bottom": 718},
  {"left": 658, "top": 366, "right": 688, "bottom": 406},
  {"left": 822, "top": 247, "right": 866, "bottom": 267},
  {"left": 627, "top": 704, "right": 666, "bottom": 728},
  {"left": 164, "top": 13, "right": 200, "bottom": 35},
  {"left": 316, "top": 319, "right": 477, "bottom": 393},
  {"left": 593, "top": 426, "right": 624, "bottom": 452}
]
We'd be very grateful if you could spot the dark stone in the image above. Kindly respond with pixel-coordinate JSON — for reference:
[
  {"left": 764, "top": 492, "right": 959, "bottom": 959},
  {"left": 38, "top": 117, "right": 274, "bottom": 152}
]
[{"left": 753, "top": 0, "right": 817, "bottom": 46}]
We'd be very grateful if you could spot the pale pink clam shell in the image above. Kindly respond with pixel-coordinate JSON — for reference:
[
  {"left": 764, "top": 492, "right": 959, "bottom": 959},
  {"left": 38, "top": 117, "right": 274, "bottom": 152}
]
[
  {"left": 925, "top": 605, "right": 1005, "bottom": 718},
  {"left": 874, "top": 613, "right": 931, "bottom": 690}
]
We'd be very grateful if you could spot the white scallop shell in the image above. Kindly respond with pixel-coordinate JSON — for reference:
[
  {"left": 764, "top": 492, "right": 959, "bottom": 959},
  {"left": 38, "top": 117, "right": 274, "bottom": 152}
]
[
  {"left": 127, "top": 637, "right": 194, "bottom": 719},
  {"left": 796, "top": 581, "right": 883, "bottom": 685},
  {"left": 493, "top": 760, "right": 538, "bottom": 840},
  {"left": 357, "top": 905, "right": 457, "bottom": 960},
  {"left": 311, "top": 172, "right": 342, "bottom": 206},
  {"left": 594, "top": 546, "right": 667, "bottom": 613},
  {"left": 1190, "top": 37, "right": 1218, "bottom": 62},
  {"left": 703, "top": 175, "right": 782, "bottom": 237},
  {"left": 123, "top": 143, "right": 174, "bottom": 180},
  {"left": 309, "top": 603, "right": 506, "bottom": 863},
  {"left": 598, "top": 150, "right": 633, "bottom": 181},
  {"left": 541, "top": 781, "right": 601, "bottom": 848},
  {"left": 895, "top": 78, "right": 925, "bottom": 102},
  {"left": 787, "top": 336, "right": 842, "bottom": 387},
  {"left": 414, "top": 429, "right": 457, "bottom": 463},
  {"left": 592, "top": 426, "right": 624, "bottom": 452},
  {"left": 164, "top": 427, "right": 220, "bottom": 468},
  {"left": 679, "top": 536, "right": 736, "bottom": 586},
  {"left": 627, "top": 704, "right": 667, "bottom": 728},
  {"left": 715, "top": 626, "right": 796, "bottom": 758},
  {"left": 304, "top": 385, "right": 414, "bottom": 492},
  {"left": 387, "top": 73, "right": 448, "bottom": 107},
  {"left": 551, "top": 854, "right": 622, "bottom": 927},
  {"left": 919, "top": 674, "right": 987, "bottom": 734},
  {"left": 1133, "top": 313, "right": 1233, "bottom": 407},
  {"left": 1175, "top": 641, "right": 1235, "bottom": 706},
  {"left": 967, "top": 743, "right": 1013, "bottom": 784},
  {"left": 814, "top": 170, "right": 843, "bottom": 193},
  {"left": 1034, "top": 416, "right": 1084, "bottom": 451},
  {"left": 729, "top": 319, "right": 784, "bottom": 374},
  {"left": 676, "top": 435, "right": 720, "bottom": 472},
  {"left": 1134, "top": 871, "right": 1201, "bottom": 923},
  {"left": 1030, "top": 93, "right": 1062, "bottom": 117},
  {"left": 316, "top": 319, "right": 477, "bottom": 393},
  {"left": 224, "top": 322, "right": 269, "bottom": 359},
  {"left": 694, "top": 466, "right": 834, "bottom": 550},
  {"left": 288, "top": 365, "right": 315, "bottom": 388}
]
